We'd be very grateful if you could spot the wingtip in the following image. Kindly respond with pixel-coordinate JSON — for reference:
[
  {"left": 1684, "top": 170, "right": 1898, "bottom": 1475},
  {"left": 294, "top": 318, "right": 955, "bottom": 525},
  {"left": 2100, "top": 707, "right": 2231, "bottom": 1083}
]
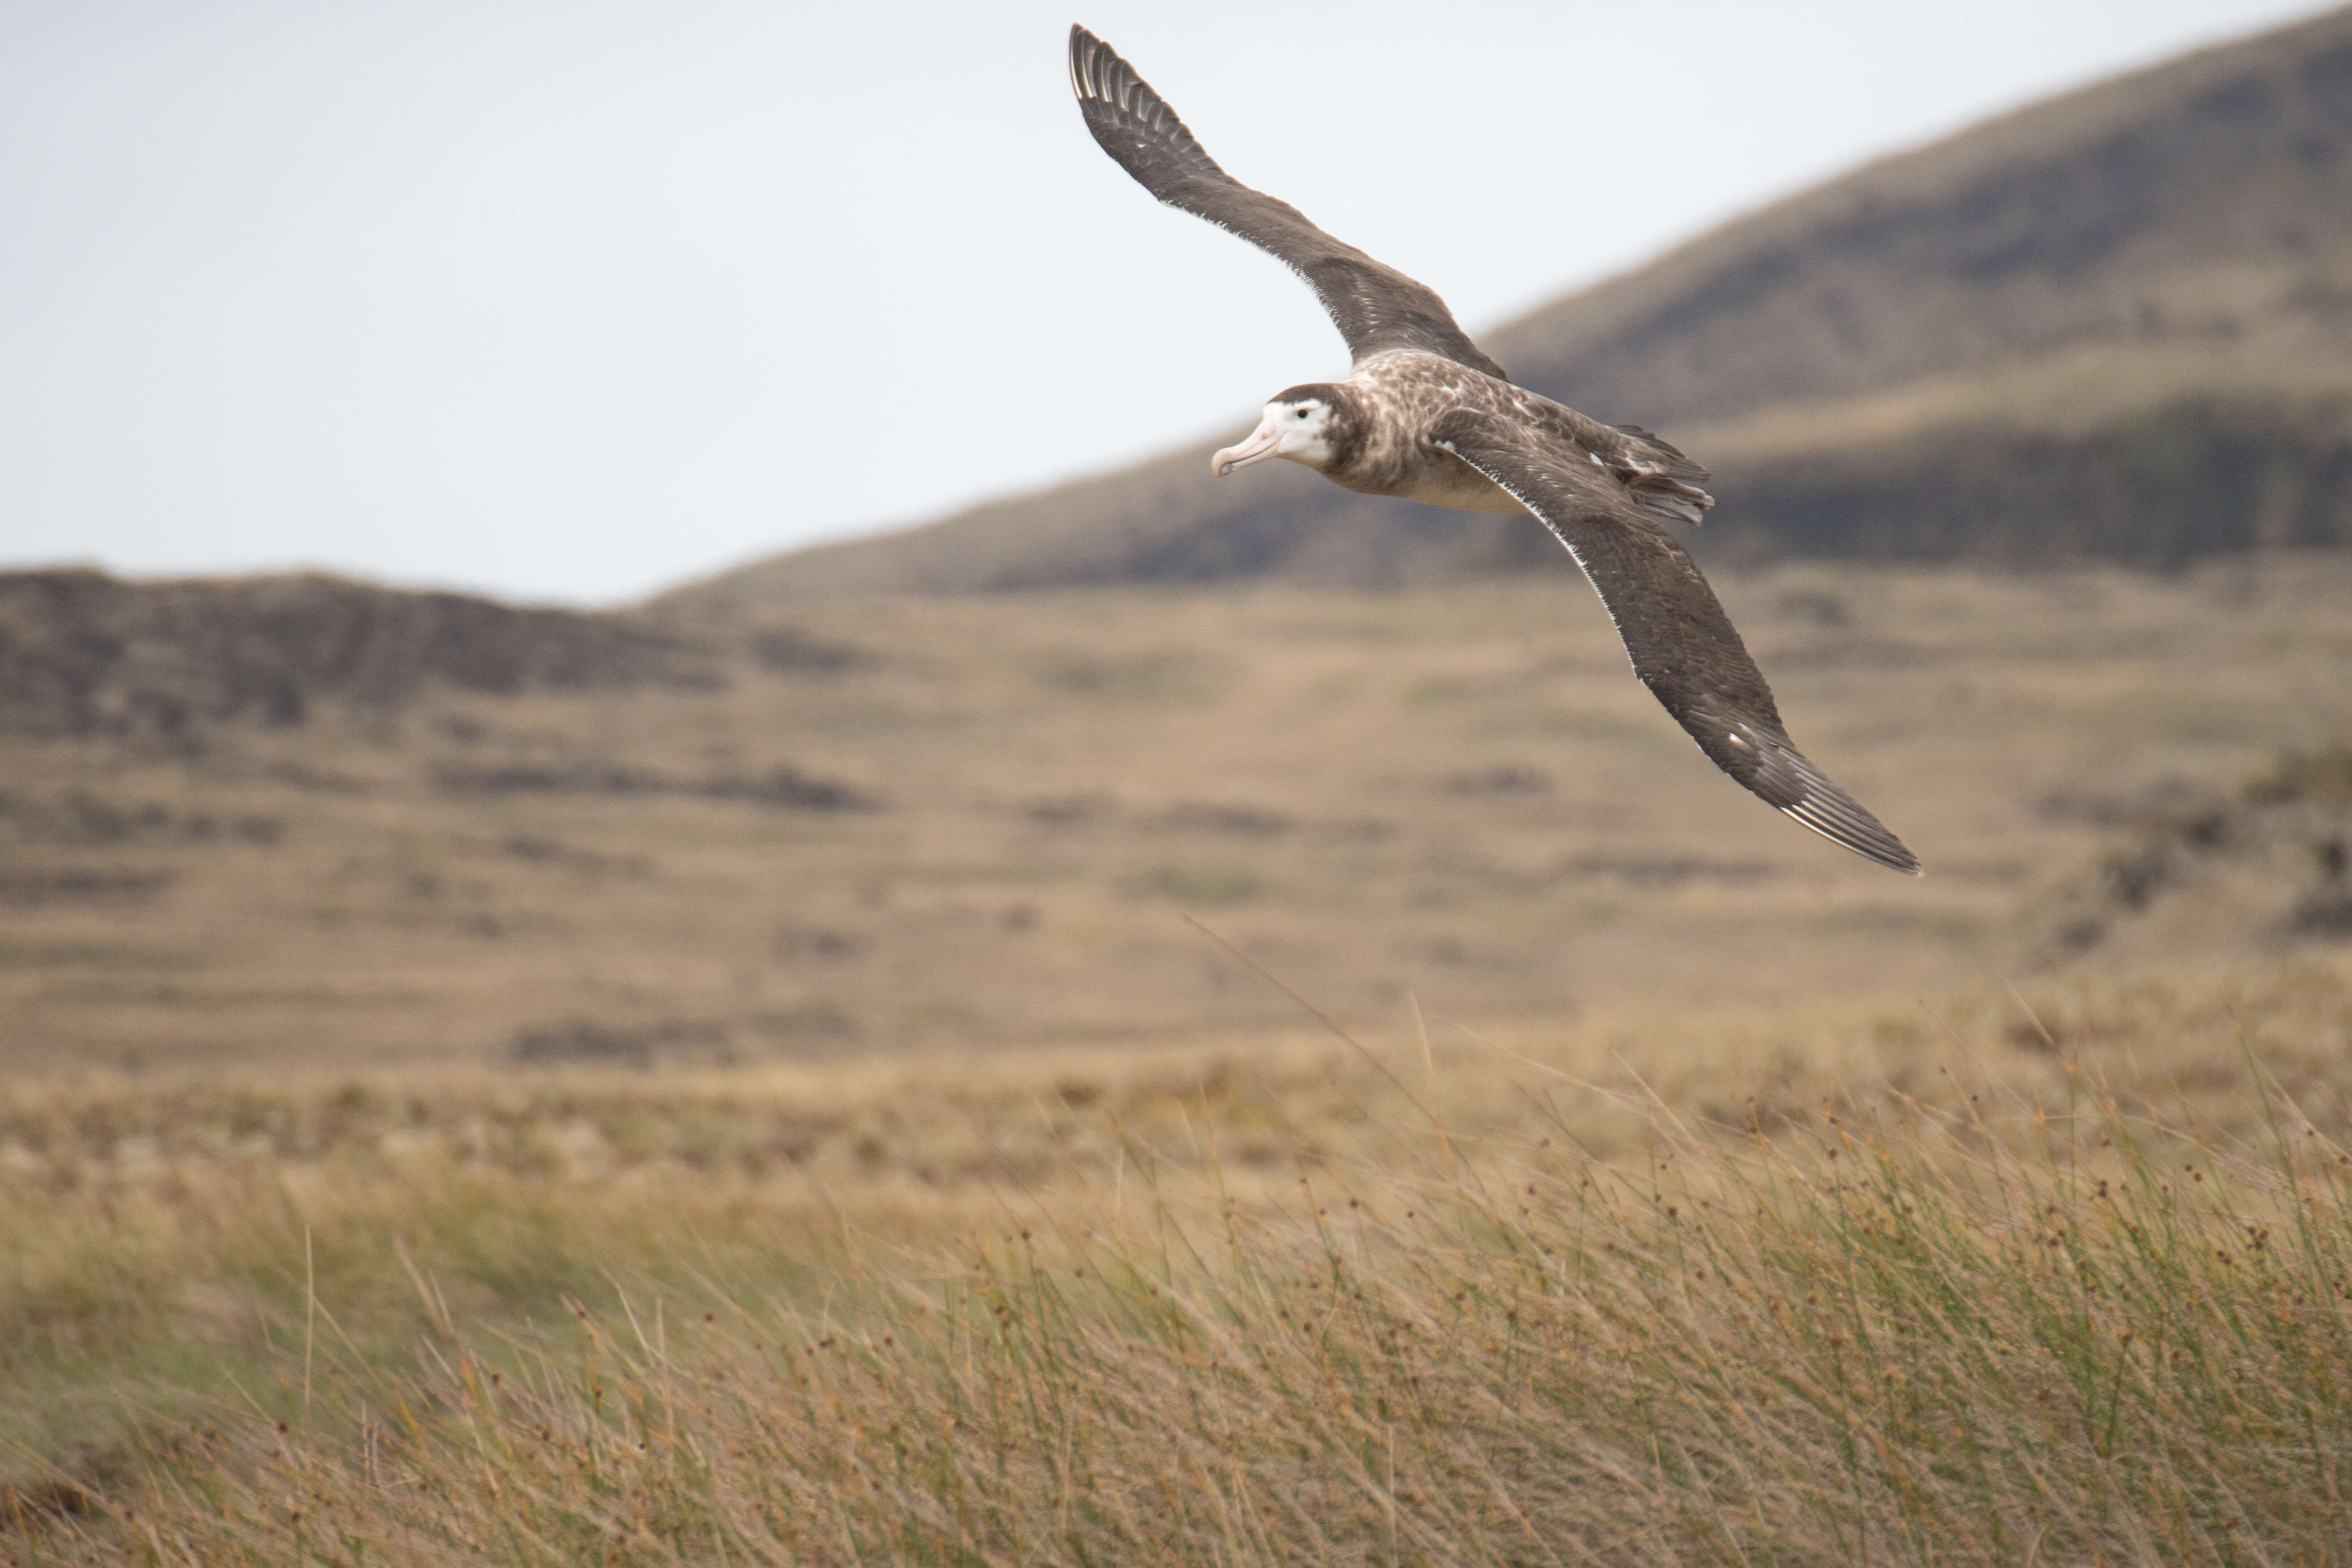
[
  {"left": 1068, "top": 26, "right": 1114, "bottom": 79},
  {"left": 1781, "top": 802, "right": 1922, "bottom": 876},
  {"left": 1068, "top": 24, "right": 1131, "bottom": 109},
  {"left": 1775, "top": 772, "right": 1922, "bottom": 876}
]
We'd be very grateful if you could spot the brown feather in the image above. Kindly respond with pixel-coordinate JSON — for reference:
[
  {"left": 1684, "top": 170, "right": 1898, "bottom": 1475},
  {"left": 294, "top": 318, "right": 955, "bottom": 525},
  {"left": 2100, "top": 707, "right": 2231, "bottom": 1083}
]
[
  {"left": 1069, "top": 26, "right": 1507, "bottom": 380},
  {"left": 1431, "top": 406, "right": 1920, "bottom": 874}
]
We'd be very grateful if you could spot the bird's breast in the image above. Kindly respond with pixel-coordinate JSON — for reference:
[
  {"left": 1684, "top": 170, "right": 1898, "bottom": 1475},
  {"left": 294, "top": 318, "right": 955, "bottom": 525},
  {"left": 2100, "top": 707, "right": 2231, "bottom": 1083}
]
[
  {"left": 1392, "top": 448, "right": 1527, "bottom": 513},
  {"left": 1332, "top": 354, "right": 1529, "bottom": 513}
]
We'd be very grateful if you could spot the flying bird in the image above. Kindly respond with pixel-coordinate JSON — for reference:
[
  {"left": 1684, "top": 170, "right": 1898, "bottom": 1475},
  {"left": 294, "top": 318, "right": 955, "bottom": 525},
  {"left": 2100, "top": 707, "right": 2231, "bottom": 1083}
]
[{"left": 1068, "top": 25, "right": 1920, "bottom": 875}]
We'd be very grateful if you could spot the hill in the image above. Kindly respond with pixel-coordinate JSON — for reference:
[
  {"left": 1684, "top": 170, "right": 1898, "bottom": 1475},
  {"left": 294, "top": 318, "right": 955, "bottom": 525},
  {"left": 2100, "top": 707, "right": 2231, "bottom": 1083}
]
[
  {"left": 675, "top": 4, "right": 2352, "bottom": 606},
  {"left": 4, "top": 556, "right": 2351, "bottom": 1073},
  {"left": 0, "top": 568, "right": 714, "bottom": 741}
]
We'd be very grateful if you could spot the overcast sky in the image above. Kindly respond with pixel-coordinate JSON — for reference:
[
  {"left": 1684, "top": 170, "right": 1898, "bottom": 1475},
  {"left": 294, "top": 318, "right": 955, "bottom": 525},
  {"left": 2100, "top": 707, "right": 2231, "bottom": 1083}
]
[{"left": 1, "top": 0, "right": 2334, "bottom": 604}]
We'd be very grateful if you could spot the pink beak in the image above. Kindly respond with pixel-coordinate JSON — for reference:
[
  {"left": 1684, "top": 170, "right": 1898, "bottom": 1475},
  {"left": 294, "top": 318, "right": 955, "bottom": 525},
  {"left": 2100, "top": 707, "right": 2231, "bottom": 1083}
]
[{"left": 1212, "top": 412, "right": 1282, "bottom": 477}]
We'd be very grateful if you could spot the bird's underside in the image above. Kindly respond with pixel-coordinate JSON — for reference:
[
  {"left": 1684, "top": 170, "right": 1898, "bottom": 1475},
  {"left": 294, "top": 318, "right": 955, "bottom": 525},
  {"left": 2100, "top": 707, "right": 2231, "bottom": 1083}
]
[{"left": 1068, "top": 25, "right": 1919, "bottom": 875}]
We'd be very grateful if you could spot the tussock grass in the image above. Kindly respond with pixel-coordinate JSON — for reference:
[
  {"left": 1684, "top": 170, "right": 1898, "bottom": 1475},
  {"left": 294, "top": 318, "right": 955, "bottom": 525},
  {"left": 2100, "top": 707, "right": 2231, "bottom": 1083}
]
[{"left": 13, "top": 1042, "right": 2352, "bottom": 1564}]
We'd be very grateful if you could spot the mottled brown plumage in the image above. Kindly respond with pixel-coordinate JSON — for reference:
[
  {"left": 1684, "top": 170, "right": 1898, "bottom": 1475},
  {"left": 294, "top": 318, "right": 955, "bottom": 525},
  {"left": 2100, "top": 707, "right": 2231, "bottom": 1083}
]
[{"left": 1069, "top": 25, "right": 1918, "bottom": 874}]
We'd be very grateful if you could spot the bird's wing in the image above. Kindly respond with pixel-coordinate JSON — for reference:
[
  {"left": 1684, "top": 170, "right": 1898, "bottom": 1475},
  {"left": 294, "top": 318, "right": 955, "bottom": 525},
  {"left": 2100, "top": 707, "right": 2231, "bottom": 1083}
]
[
  {"left": 1432, "top": 407, "right": 1921, "bottom": 874},
  {"left": 1069, "top": 26, "right": 1506, "bottom": 381},
  {"left": 1602, "top": 424, "right": 1715, "bottom": 526}
]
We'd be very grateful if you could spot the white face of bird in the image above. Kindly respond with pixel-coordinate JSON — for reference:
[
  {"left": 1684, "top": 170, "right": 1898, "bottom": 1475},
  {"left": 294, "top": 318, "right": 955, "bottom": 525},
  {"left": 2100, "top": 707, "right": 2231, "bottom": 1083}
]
[{"left": 1212, "top": 397, "right": 1336, "bottom": 477}]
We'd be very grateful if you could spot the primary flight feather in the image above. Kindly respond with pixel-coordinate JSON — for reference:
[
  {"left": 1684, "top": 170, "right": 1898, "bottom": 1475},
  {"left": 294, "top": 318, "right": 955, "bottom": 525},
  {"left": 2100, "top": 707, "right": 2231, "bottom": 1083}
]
[{"left": 1069, "top": 25, "right": 1919, "bottom": 875}]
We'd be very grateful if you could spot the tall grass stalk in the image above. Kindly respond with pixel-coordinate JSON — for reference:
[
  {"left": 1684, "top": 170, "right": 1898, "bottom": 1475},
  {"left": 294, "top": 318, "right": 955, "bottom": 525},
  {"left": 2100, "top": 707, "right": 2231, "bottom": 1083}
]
[{"left": 24, "top": 1079, "right": 2352, "bottom": 1566}]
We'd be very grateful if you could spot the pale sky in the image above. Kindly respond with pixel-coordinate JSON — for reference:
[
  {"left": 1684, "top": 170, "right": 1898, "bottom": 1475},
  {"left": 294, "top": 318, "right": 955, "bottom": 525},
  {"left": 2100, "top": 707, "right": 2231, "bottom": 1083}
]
[{"left": 0, "top": 0, "right": 2334, "bottom": 604}]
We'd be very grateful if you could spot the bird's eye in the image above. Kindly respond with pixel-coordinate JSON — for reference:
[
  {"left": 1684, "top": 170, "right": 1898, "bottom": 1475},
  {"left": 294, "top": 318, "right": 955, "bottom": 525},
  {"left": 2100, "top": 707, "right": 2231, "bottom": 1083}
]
[{"left": 1295, "top": 408, "right": 1310, "bottom": 419}]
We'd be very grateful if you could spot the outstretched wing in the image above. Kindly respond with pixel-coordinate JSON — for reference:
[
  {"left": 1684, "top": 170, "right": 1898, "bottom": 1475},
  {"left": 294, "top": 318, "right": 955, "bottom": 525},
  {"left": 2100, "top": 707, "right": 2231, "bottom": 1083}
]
[
  {"left": 1432, "top": 408, "right": 1921, "bottom": 874},
  {"left": 1069, "top": 25, "right": 1506, "bottom": 381}
]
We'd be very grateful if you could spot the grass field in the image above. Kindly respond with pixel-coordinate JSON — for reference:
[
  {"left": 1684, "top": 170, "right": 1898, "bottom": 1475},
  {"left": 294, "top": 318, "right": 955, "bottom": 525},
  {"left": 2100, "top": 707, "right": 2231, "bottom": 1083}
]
[
  {"left": 7, "top": 556, "right": 2352, "bottom": 1076},
  {"left": 7, "top": 948, "right": 2352, "bottom": 1563},
  {"left": 5, "top": 560, "right": 2352, "bottom": 1561}
]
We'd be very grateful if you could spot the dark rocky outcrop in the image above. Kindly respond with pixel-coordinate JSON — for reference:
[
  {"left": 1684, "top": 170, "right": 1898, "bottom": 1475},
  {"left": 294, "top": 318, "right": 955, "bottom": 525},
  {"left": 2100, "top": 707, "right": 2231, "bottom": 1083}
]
[
  {"left": 2038, "top": 745, "right": 2352, "bottom": 959},
  {"left": 0, "top": 569, "right": 718, "bottom": 740}
]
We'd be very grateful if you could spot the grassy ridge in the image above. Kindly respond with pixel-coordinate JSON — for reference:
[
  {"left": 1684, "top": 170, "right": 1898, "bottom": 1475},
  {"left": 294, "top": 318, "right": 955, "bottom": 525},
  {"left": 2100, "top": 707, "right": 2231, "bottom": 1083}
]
[
  {"left": 9, "top": 955, "right": 2352, "bottom": 1564},
  {"left": 10, "top": 561, "right": 2352, "bottom": 1074}
]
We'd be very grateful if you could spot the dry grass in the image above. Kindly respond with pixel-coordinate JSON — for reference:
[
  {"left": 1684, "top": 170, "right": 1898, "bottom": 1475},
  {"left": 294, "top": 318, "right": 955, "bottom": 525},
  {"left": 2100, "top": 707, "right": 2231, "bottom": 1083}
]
[
  {"left": 197, "top": 1113, "right": 2332, "bottom": 1567},
  {"left": 5, "top": 562, "right": 2351, "bottom": 1559},
  {"left": 6, "top": 951, "right": 2352, "bottom": 1563},
  {"left": 6, "top": 559, "right": 2352, "bottom": 1075}
]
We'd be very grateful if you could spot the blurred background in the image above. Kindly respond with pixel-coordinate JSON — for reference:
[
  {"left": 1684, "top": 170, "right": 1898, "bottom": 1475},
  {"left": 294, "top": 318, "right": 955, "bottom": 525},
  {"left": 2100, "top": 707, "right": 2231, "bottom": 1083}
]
[
  {"left": 1, "top": 0, "right": 2350, "bottom": 1078},
  {"left": 0, "top": 0, "right": 2337, "bottom": 601}
]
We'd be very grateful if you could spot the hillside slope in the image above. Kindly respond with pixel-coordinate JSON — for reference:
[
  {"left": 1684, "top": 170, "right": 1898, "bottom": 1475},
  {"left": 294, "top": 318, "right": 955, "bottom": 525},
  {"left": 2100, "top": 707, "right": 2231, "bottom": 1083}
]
[
  {"left": 5, "top": 557, "right": 2352, "bottom": 1070},
  {"left": 675, "top": 4, "right": 2352, "bottom": 606},
  {"left": 0, "top": 569, "right": 715, "bottom": 741}
]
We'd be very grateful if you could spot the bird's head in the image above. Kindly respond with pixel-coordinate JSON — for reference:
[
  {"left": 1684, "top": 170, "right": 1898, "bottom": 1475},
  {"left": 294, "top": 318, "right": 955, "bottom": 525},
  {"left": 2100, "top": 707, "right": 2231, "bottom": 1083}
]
[{"left": 1213, "top": 385, "right": 1350, "bottom": 477}]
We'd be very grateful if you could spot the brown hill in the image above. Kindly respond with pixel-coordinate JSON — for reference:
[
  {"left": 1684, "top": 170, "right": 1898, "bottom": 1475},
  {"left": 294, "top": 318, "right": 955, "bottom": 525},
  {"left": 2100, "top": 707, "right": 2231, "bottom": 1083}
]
[
  {"left": 0, "top": 569, "right": 717, "bottom": 743},
  {"left": 674, "top": 4, "right": 2352, "bottom": 607},
  {"left": 5, "top": 554, "right": 2351, "bottom": 1072}
]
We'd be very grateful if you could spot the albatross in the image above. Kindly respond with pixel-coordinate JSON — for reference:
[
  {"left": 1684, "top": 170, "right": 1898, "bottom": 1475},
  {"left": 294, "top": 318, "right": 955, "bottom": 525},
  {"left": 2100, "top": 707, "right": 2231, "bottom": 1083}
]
[{"left": 1068, "top": 25, "right": 1921, "bottom": 875}]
